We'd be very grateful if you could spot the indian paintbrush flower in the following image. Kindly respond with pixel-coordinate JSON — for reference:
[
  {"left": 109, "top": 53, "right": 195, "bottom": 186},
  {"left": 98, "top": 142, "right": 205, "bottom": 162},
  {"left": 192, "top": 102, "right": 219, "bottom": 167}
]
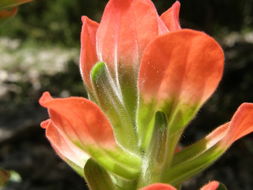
[{"left": 39, "top": 0, "right": 253, "bottom": 189}]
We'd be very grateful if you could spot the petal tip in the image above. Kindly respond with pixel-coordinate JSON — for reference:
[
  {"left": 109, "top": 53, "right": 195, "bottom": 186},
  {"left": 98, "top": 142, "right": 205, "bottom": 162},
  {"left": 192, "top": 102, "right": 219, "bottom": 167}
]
[
  {"left": 81, "top": 16, "right": 99, "bottom": 26},
  {"left": 141, "top": 183, "right": 176, "bottom": 190},
  {"left": 174, "top": 1, "right": 181, "bottom": 8},
  {"left": 240, "top": 102, "right": 253, "bottom": 110},
  {"left": 40, "top": 119, "right": 51, "bottom": 129},
  {"left": 81, "top": 16, "right": 88, "bottom": 23},
  {"left": 201, "top": 181, "right": 220, "bottom": 190},
  {"left": 39, "top": 91, "right": 53, "bottom": 106}
]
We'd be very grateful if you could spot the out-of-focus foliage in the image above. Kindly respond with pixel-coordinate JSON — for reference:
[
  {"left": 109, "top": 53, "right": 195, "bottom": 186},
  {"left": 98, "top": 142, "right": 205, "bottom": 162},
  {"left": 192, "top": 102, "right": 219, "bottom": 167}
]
[
  {"left": 0, "top": 169, "right": 10, "bottom": 186},
  {"left": 0, "top": 8, "right": 17, "bottom": 24},
  {"left": 157, "top": 0, "right": 253, "bottom": 37},
  {"left": 0, "top": 0, "right": 32, "bottom": 25},
  {"left": 0, "top": 0, "right": 32, "bottom": 10},
  {"left": 0, "top": 169, "right": 21, "bottom": 187},
  {"left": 0, "top": 0, "right": 107, "bottom": 46}
]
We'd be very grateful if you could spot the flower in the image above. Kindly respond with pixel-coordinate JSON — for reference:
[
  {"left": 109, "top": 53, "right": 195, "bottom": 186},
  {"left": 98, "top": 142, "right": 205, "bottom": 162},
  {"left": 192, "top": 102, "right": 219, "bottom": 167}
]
[
  {"left": 40, "top": 0, "right": 253, "bottom": 189},
  {"left": 141, "top": 181, "right": 221, "bottom": 190},
  {"left": 39, "top": 92, "right": 140, "bottom": 179}
]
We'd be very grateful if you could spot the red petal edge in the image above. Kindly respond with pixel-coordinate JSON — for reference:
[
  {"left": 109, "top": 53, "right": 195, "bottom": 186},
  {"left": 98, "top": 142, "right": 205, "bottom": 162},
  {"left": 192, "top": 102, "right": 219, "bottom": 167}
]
[
  {"left": 141, "top": 183, "right": 177, "bottom": 190},
  {"left": 200, "top": 181, "right": 220, "bottom": 190},
  {"left": 42, "top": 119, "right": 88, "bottom": 168},
  {"left": 80, "top": 16, "right": 99, "bottom": 87},
  {"left": 161, "top": 1, "right": 181, "bottom": 31},
  {"left": 39, "top": 92, "right": 116, "bottom": 148},
  {"left": 96, "top": 0, "right": 168, "bottom": 74},
  {"left": 221, "top": 103, "right": 253, "bottom": 147},
  {"left": 139, "top": 29, "right": 224, "bottom": 105}
]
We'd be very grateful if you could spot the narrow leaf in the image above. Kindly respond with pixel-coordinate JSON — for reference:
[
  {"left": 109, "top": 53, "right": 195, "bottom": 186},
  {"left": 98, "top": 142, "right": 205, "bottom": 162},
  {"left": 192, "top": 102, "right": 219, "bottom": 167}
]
[
  {"left": 84, "top": 159, "right": 115, "bottom": 190},
  {"left": 90, "top": 62, "right": 138, "bottom": 152}
]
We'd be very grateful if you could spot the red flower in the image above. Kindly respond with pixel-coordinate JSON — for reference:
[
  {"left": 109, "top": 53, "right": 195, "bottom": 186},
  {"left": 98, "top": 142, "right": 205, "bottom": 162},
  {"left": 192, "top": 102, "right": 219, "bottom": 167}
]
[{"left": 40, "top": 0, "right": 253, "bottom": 188}]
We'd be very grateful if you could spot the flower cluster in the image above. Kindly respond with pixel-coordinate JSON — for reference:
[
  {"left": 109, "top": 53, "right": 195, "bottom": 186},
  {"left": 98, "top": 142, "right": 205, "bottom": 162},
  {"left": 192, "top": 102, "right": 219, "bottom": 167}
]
[{"left": 40, "top": 0, "right": 253, "bottom": 189}]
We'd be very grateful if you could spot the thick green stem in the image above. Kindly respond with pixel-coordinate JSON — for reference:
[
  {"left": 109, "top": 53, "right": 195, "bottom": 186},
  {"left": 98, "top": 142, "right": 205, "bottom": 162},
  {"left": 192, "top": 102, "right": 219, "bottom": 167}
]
[{"left": 137, "top": 109, "right": 185, "bottom": 188}]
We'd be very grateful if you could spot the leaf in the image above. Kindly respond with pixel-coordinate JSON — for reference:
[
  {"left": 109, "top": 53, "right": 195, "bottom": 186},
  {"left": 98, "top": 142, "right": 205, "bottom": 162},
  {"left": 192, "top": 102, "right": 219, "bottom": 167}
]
[{"left": 84, "top": 159, "right": 115, "bottom": 190}]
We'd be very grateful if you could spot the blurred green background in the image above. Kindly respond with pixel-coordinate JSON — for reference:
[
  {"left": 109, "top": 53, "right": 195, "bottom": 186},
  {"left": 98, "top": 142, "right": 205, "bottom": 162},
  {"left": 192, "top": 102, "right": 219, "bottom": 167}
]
[{"left": 0, "top": 0, "right": 253, "bottom": 189}]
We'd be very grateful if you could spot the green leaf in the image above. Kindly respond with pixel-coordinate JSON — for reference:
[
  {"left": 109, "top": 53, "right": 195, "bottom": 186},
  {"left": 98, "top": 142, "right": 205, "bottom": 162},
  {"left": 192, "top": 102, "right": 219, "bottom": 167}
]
[
  {"left": 90, "top": 62, "right": 138, "bottom": 153},
  {"left": 172, "top": 123, "right": 228, "bottom": 165},
  {"left": 137, "top": 98, "right": 199, "bottom": 153},
  {"left": 86, "top": 146, "right": 140, "bottom": 180},
  {"left": 138, "top": 111, "right": 169, "bottom": 186},
  {"left": 138, "top": 111, "right": 183, "bottom": 187},
  {"left": 84, "top": 159, "right": 115, "bottom": 190},
  {"left": 163, "top": 145, "right": 224, "bottom": 186}
]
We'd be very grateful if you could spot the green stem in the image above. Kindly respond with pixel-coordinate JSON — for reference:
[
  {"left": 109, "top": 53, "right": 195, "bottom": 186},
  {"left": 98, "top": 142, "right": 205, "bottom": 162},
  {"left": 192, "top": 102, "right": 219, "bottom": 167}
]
[
  {"left": 137, "top": 112, "right": 167, "bottom": 187},
  {"left": 137, "top": 110, "right": 184, "bottom": 188}
]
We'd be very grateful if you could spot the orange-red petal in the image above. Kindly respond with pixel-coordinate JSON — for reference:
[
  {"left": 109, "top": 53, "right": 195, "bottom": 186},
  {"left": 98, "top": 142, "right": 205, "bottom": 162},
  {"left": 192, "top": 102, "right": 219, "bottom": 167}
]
[
  {"left": 96, "top": 0, "right": 168, "bottom": 76},
  {"left": 42, "top": 119, "right": 88, "bottom": 168},
  {"left": 205, "top": 123, "right": 230, "bottom": 149},
  {"left": 141, "top": 183, "right": 176, "bottom": 190},
  {"left": 200, "top": 181, "right": 220, "bottom": 190},
  {"left": 221, "top": 103, "right": 253, "bottom": 147},
  {"left": 39, "top": 92, "right": 116, "bottom": 148},
  {"left": 80, "top": 16, "right": 99, "bottom": 87},
  {"left": 161, "top": 1, "right": 181, "bottom": 31},
  {"left": 139, "top": 29, "right": 224, "bottom": 106}
]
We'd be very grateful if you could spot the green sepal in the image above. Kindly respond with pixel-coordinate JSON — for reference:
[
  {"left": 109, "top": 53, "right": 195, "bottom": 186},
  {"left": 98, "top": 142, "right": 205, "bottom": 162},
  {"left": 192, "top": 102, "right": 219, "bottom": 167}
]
[
  {"left": 137, "top": 98, "right": 199, "bottom": 153},
  {"left": 138, "top": 111, "right": 169, "bottom": 187},
  {"left": 90, "top": 62, "right": 138, "bottom": 152},
  {"left": 84, "top": 159, "right": 115, "bottom": 190},
  {"left": 136, "top": 99, "right": 156, "bottom": 151},
  {"left": 64, "top": 159, "right": 85, "bottom": 177},
  {"left": 172, "top": 136, "right": 210, "bottom": 166},
  {"left": 172, "top": 124, "right": 228, "bottom": 166},
  {"left": 91, "top": 61, "right": 106, "bottom": 82},
  {"left": 163, "top": 145, "right": 224, "bottom": 186},
  {"left": 162, "top": 102, "right": 199, "bottom": 135},
  {"left": 117, "top": 65, "right": 138, "bottom": 124},
  {"left": 112, "top": 176, "right": 137, "bottom": 190},
  {"left": 84, "top": 146, "right": 140, "bottom": 180},
  {"left": 138, "top": 111, "right": 184, "bottom": 187}
]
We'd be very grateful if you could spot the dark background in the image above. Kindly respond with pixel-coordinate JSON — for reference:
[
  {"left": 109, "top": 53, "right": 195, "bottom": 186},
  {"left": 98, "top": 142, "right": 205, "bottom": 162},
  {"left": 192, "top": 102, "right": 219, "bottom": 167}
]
[{"left": 0, "top": 0, "right": 253, "bottom": 189}]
